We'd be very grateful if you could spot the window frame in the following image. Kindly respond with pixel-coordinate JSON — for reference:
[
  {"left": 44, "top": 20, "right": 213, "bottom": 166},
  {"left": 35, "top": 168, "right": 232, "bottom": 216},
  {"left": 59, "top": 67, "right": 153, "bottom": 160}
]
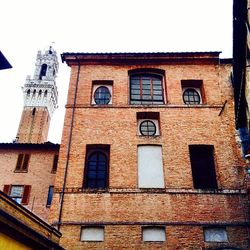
[
  {"left": 203, "top": 227, "right": 228, "bottom": 243},
  {"left": 83, "top": 145, "right": 110, "bottom": 190},
  {"left": 138, "top": 145, "right": 165, "bottom": 188},
  {"left": 15, "top": 154, "right": 30, "bottom": 172},
  {"left": 129, "top": 69, "right": 166, "bottom": 105},
  {"left": 91, "top": 80, "right": 113, "bottom": 105},
  {"left": 142, "top": 226, "right": 166, "bottom": 242},
  {"left": 189, "top": 145, "right": 218, "bottom": 189},
  {"left": 3, "top": 184, "right": 31, "bottom": 205},
  {"left": 182, "top": 88, "right": 201, "bottom": 105},
  {"left": 94, "top": 86, "right": 111, "bottom": 105},
  {"left": 139, "top": 120, "right": 157, "bottom": 136},
  {"left": 80, "top": 226, "right": 105, "bottom": 242},
  {"left": 181, "top": 80, "right": 205, "bottom": 105},
  {"left": 46, "top": 185, "right": 54, "bottom": 207}
]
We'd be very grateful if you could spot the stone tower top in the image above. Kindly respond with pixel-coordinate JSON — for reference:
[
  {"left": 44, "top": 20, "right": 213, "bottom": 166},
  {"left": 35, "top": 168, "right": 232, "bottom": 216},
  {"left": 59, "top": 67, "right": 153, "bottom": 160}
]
[
  {"left": 23, "top": 46, "right": 59, "bottom": 117},
  {"left": 16, "top": 47, "right": 59, "bottom": 143}
]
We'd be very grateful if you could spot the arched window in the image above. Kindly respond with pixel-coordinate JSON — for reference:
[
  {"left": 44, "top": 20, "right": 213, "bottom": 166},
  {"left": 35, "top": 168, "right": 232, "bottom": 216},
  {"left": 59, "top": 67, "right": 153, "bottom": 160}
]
[
  {"left": 85, "top": 150, "right": 109, "bottom": 189},
  {"left": 129, "top": 69, "right": 165, "bottom": 105},
  {"left": 39, "top": 64, "right": 47, "bottom": 80},
  {"left": 38, "top": 89, "right": 42, "bottom": 96},
  {"left": 32, "top": 108, "right": 36, "bottom": 116},
  {"left": 44, "top": 90, "right": 48, "bottom": 97},
  {"left": 27, "top": 89, "right": 30, "bottom": 97},
  {"left": 32, "top": 89, "right": 36, "bottom": 96}
]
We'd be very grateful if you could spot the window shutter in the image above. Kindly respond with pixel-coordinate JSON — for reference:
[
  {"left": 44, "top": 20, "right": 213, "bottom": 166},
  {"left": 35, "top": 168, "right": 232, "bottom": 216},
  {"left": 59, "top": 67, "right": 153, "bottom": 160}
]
[
  {"left": 3, "top": 185, "right": 11, "bottom": 195},
  {"left": 21, "top": 185, "right": 31, "bottom": 205},
  {"left": 52, "top": 154, "right": 59, "bottom": 172},
  {"left": 16, "top": 154, "right": 24, "bottom": 170},
  {"left": 22, "top": 154, "right": 30, "bottom": 171}
]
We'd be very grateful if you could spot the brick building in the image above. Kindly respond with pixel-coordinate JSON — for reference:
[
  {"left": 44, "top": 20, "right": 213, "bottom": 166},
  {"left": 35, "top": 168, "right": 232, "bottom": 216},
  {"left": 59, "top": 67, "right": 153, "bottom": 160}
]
[
  {"left": 0, "top": 47, "right": 60, "bottom": 222},
  {"left": 49, "top": 52, "right": 250, "bottom": 249}
]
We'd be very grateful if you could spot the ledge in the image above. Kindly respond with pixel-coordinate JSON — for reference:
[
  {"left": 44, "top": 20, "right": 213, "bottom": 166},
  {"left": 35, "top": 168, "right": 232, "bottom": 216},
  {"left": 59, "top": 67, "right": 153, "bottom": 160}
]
[
  {"left": 65, "top": 104, "right": 224, "bottom": 109},
  {"left": 54, "top": 187, "right": 247, "bottom": 195}
]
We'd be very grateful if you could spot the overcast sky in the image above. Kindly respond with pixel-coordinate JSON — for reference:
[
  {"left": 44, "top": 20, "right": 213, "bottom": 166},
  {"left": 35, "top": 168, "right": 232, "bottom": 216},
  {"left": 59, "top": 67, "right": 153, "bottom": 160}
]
[{"left": 0, "top": 0, "right": 233, "bottom": 143}]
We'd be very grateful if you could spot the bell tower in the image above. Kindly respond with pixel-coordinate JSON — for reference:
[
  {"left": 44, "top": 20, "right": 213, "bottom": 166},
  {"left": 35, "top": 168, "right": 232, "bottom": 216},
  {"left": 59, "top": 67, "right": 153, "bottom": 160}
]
[{"left": 16, "top": 46, "right": 59, "bottom": 143}]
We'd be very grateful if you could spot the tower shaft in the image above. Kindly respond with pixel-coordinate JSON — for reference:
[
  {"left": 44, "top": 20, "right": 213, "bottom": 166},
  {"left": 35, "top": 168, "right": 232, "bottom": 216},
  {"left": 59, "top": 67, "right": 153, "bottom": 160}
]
[{"left": 16, "top": 47, "right": 58, "bottom": 143}]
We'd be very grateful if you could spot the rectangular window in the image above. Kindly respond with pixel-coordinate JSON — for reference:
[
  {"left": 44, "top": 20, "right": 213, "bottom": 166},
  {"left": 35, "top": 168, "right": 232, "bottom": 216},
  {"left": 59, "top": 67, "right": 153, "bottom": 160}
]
[
  {"left": 142, "top": 227, "right": 166, "bottom": 242},
  {"left": 204, "top": 227, "right": 228, "bottom": 242},
  {"left": 138, "top": 145, "right": 164, "bottom": 188},
  {"left": 84, "top": 145, "right": 110, "bottom": 189},
  {"left": 80, "top": 227, "right": 104, "bottom": 241},
  {"left": 52, "top": 154, "right": 58, "bottom": 173},
  {"left": 130, "top": 74, "right": 164, "bottom": 104},
  {"left": 3, "top": 185, "right": 31, "bottom": 205},
  {"left": 189, "top": 145, "right": 217, "bottom": 189},
  {"left": 46, "top": 185, "right": 54, "bottom": 207},
  {"left": 15, "top": 154, "right": 30, "bottom": 172}
]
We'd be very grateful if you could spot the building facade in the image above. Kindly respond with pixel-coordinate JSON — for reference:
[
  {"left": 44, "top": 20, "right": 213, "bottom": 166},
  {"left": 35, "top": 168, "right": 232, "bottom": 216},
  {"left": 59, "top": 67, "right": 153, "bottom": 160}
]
[
  {"left": 0, "top": 47, "right": 60, "bottom": 222},
  {"left": 50, "top": 52, "right": 249, "bottom": 249}
]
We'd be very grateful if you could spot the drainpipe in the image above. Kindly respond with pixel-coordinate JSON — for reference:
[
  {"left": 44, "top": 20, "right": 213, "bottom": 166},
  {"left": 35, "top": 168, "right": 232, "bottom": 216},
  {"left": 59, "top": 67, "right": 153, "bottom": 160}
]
[{"left": 57, "top": 57, "right": 80, "bottom": 231}]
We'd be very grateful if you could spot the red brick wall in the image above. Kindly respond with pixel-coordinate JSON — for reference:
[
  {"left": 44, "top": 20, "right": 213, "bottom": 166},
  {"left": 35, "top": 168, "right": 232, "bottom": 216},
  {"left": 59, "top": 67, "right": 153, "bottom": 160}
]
[
  {"left": 16, "top": 107, "right": 50, "bottom": 143},
  {"left": 0, "top": 148, "right": 57, "bottom": 221},
  {"left": 50, "top": 59, "right": 249, "bottom": 249}
]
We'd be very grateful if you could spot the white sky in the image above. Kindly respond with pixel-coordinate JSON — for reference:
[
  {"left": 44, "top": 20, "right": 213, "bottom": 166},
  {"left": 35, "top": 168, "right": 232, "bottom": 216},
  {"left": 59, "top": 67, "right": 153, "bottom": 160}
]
[{"left": 0, "top": 0, "right": 233, "bottom": 143}]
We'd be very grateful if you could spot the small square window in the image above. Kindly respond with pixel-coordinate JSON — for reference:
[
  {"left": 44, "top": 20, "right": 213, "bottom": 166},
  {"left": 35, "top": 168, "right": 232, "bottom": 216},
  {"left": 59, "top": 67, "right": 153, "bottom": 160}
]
[
  {"left": 181, "top": 80, "right": 204, "bottom": 105},
  {"left": 91, "top": 81, "right": 113, "bottom": 105},
  {"left": 142, "top": 227, "right": 166, "bottom": 242},
  {"left": 81, "top": 227, "right": 104, "bottom": 241},
  {"left": 204, "top": 227, "right": 228, "bottom": 242}
]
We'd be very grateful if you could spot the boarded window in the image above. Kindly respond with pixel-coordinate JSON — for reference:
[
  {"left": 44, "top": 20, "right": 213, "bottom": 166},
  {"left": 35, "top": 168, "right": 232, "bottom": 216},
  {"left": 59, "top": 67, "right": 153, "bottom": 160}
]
[
  {"left": 81, "top": 227, "right": 104, "bottom": 241},
  {"left": 142, "top": 227, "right": 166, "bottom": 242},
  {"left": 15, "top": 154, "right": 30, "bottom": 172},
  {"left": 138, "top": 145, "right": 164, "bottom": 188},
  {"left": 204, "top": 228, "right": 228, "bottom": 242},
  {"left": 189, "top": 145, "right": 217, "bottom": 189}
]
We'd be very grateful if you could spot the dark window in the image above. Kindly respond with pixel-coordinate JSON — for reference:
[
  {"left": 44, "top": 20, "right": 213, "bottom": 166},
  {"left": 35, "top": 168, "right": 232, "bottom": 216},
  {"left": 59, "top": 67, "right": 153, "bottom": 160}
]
[
  {"left": 15, "top": 154, "right": 30, "bottom": 172},
  {"left": 39, "top": 64, "right": 47, "bottom": 80},
  {"left": 94, "top": 86, "right": 111, "bottom": 105},
  {"left": 130, "top": 74, "right": 164, "bottom": 104},
  {"left": 139, "top": 120, "right": 156, "bottom": 136},
  {"left": 46, "top": 186, "right": 54, "bottom": 207},
  {"left": 189, "top": 145, "right": 217, "bottom": 189},
  {"left": 44, "top": 90, "right": 48, "bottom": 97},
  {"left": 32, "top": 108, "right": 36, "bottom": 116},
  {"left": 27, "top": 89, "right": 30, "bottom": 97},
  {"left": 84, "top": 145, "right": 110, "bottom": 189},
  {"left": 52, "top": 154, "right": 58, "bottom": 173},
  {"left": 3, "top": 185, "right": 31, "bottom": 205},
  {"left": 183, "top": 88, "right": 200, "bottom": 104},
  {"left": 38, "top": 89, "right": 42, "bottom": 96}
]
